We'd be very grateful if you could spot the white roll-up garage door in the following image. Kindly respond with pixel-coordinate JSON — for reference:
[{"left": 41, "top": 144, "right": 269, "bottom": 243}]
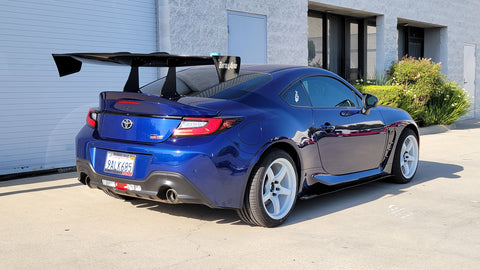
[{"left": 0, "top": 0, "right": 157, "bottom": 175}]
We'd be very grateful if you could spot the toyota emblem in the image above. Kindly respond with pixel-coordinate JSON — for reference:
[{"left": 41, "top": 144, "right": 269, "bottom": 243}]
[{"left": 121, "top": 119, "right": 133, "bottom": 130}]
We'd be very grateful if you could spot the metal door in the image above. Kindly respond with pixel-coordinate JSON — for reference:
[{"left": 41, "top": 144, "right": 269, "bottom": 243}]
[{"left": 227, "top": 11, "right": 267, "bottom": 64}]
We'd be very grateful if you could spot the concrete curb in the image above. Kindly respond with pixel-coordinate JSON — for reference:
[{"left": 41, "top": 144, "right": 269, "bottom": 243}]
[
  {"left": 419, "top": 124, "right": 455, "bottom": 136},
  {"left": 419, "top": 118, "right": 480, "bottom": 136}
]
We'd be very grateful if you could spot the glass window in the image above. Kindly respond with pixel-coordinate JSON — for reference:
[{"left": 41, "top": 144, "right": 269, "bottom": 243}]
[
  {"left": 308, "top": 11, "right": 377, "bottom": 83},
  {"left": 367, "top": 24, "right": 377, "bottom": 80},
  {"left": 348, "top": 22, "right": 359, "bottom": 81},
  {"left": 327, "top": 15, "right": 343, "bottom": 75},
  {"left": 398, "top": 26, "right": 424, "bottom": 59},
  {"left": 141, "top": 66, "right": 271, "bottom": 100},
  {"left": 308, "top": 15, "right": 323, "bottom": 68},
  {"left": 301, "top": 76, "right": 360, "bottom": 108},
  {"left": 280, "top": 81, "right": 311, "bottom": 107}
]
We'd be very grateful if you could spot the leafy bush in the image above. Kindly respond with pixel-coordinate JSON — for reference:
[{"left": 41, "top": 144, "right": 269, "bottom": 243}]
[
  {"left": 355, "top": 85, "right": 406, "bottom": 107},
  {"left": 422, "top": 82, "right": 471, "bottom": 125},
  {"left": 388, "top": 57, "right": 444, "bottom": 107},
  {"left": 356, "top": 85, "right": 420, "bottom": 120},
  {"left": 367, "top": 57, "right": 473, "bottom": 126}
]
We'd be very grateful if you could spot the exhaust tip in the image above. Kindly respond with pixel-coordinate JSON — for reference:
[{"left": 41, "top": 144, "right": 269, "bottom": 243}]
[
  {"left": 78, "top": 173, "right": 89, "bottom": 186},
  {"left": 166, "top": 189, "right": 178, "bottom": 203},
  {"left": 85, "top": 175, "right": 92, "bottom": 187}
]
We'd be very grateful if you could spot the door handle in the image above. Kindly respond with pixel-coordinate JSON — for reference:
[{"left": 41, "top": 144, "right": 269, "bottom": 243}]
[
  {"left": 340, "top": 110, "right": 358, "bottom": 117},
  {"left": 323, "top": 122, "right": 335, "bottom": 133}
]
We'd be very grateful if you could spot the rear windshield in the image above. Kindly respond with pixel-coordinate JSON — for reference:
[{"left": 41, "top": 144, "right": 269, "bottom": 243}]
[{"left": 141, "top": 66, "right": 271, "bottom": 100}]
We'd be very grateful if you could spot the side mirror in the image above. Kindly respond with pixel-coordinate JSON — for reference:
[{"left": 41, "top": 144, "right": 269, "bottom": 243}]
[{"left": 361, "top": 93, "right": 378, "bottom": 115}]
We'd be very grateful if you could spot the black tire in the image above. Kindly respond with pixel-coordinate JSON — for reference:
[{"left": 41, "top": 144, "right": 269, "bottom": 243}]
[
  {"left": 237, "top": 150, "right": 298, "bottom": 227},
  {"left": 103, "top": 189, "right": 134, "bottom": 200},
  {"left": 389, "top": 128, "right": 419, "bottom": 184}
]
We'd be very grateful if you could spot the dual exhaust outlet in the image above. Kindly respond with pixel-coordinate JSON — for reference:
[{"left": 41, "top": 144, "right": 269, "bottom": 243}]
[
  {"left": 165, "top": 188, "right": 179, "bottom": 203},
  {"left": 81, "top": 173, "right": 179, "bottom": 204}
]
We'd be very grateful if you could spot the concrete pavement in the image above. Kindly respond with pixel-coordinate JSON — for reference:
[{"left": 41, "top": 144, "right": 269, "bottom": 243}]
[{"left": 1, "top": 120, "right": 479, "bottom": 269}]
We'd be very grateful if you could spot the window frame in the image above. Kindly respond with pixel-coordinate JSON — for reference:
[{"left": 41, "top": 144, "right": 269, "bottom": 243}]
[
  {"left": 308, "top": 10, "right": 377, "bottom": 82},
  {"left": 279, "top": 80, "right": 313, "bottom": 108},
  {"left": 398, "top": 25, "right": 425, "bottom": 59},
  {"left": 300, "top": 75, "right": 362, "bottom": 109},
  {"left": 279, "top": 74, "right": 363, "bottom": 109}
]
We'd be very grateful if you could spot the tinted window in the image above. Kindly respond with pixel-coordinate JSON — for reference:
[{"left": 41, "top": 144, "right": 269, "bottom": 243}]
[
  {"left": 140, "top": 66, "right": 271, "bottom": 100},
  {"left": 301, "top": 76, "right": 360, "bottom": 107},
  {"left": 204, "top": 74, "right": 272, "bottom": 99},
  {"left": 280, "top": 81, "right": 311, "bottom": 107}
]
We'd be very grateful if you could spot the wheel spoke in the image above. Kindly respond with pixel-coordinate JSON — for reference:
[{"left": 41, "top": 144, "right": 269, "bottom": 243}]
[
  {"left": 277, "top": 186, "right": 291, "bottom": 196},
  {"left": 274, "top": 165, "right": 287, "bottom": 183},
  {"left": 404, "top": 139, "right": 413, "bottom": 152},
  {"left": 263, "top": 190, "right": 272, "bottom": 203},
  {"left": 402, "top": 162, "right": 410, "bottom": 175},
  {"left": 263, "top": 167, "right": 274, "bottom": 194},
  {"left": 270, "top": 195, "right": 280, "bottom": 215},
  {"left": 266, "top": 167, "right": 275, "bottom": 184}
]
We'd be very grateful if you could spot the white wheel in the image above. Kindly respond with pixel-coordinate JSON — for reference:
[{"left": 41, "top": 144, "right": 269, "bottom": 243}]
[
  {"left": 400, "top": 134, "right": 419, "bottom": 179},
  {"left": 262, "top": 158, "right": 297, "bottom": 220},
  {"left": 391, "top": 128, "right": 419, "bottom": 183},
  {"left": 237, "top": 150, "right": 298, "bottom": 227}
]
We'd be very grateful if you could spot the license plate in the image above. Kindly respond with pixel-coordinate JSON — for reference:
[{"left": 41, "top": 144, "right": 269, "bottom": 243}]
[{"left": 104, "top": 151, "right": 136, "bottom": 177}]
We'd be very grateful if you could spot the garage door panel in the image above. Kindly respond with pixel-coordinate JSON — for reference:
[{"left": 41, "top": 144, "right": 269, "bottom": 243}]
[{"left": 0, "top": 0, "right": 156, "bottom": 175}]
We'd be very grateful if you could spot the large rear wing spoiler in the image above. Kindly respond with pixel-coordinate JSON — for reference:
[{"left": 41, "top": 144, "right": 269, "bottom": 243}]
[{"left": 52, "top": 52, "right": 241, "bottom": 100}]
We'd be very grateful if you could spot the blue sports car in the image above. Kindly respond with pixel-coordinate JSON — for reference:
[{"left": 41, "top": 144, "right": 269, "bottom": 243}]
[{"left": 53, "top": 53, "right": 419, "bottom": 227}]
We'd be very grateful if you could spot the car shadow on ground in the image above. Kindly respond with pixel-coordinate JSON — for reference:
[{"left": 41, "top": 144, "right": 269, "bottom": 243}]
[
  {"left": 127, "top": 160, "right": 463, "bottom": 227},
  {"left": 128, "top": 198, "right": 242, "bottom": 225},
  {"left": 286, "top": 160, "right": 462, "bottom": 226}
]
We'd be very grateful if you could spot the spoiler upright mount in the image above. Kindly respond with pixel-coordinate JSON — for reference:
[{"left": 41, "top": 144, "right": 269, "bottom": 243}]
[{"left": 52, "top": 52, "right": 241, "bottom": 100}]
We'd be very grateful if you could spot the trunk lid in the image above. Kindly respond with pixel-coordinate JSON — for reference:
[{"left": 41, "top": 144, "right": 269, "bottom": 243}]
[{"left": 97, "top": 92, "right": 225, "bottom": 143}]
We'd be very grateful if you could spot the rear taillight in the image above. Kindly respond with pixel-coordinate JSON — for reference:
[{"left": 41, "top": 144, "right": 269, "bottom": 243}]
[
  {"left": 172, "top": 117, "right": 241, "bottom": 137},
  {"left": 86, "top": 109, "right": 98, "bottom": 128}
]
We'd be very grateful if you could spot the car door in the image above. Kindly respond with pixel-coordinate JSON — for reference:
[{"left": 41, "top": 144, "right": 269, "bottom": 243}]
[
  {"left": 301, "top": 76, "right": 387, "bottom": 175},
  {"left": 279, "top": 80, "right": 323, "bottom": 171}
]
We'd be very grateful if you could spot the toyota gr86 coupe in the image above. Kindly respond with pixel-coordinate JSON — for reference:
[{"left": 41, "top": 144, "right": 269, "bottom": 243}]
[{"left": 53, "top": 53, "right": 419, "bottom": 227}]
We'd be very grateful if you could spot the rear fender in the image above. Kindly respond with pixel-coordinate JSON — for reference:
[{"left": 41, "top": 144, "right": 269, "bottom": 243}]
[{"left": 238, "top": 139, "right": 303, "bottom": 206}]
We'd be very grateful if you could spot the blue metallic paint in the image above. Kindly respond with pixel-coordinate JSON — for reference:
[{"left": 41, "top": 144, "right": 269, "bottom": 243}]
[
  {"left": 74, "top": 65, "right": 418, "bottom": 209},
  {"left": 99, "top": 114, "right": 181, "bottom": 143},
  {"left": 313, "top": 168, "right": 387, "bottom": 185}
]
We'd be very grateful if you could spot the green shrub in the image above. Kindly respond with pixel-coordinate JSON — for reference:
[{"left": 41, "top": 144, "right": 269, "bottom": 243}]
[
  {"left": 356, "top": 85, "right": 419, "bottom": 120},
  {"left": 422, "top": 82, "right": 472, "bottom": 125},
  {"left": 379, "top": 57, "right": 472, "bottom": 126},
  {"left": 356, "top": 85, "right": 405, "bottom": 107},
  {"left": 388, "top": 57, "right": 444, "bottom": 107}
]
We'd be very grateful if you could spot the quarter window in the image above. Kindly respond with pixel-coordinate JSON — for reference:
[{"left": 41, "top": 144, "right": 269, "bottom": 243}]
[
  {"left": 301, "top": 76, "right": 360, "bottom": 108},
  {"left": 280, "top": 81, "right": 311, "bottom": 107}
]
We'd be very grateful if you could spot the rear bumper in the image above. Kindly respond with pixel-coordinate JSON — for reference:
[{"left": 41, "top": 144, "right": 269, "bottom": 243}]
[{"left": 76, "top": 158, "right": 218, "bottom": 208}]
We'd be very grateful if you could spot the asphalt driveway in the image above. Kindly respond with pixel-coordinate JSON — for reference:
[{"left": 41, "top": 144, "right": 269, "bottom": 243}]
[{"left": 1, "top": 119, "right": 479, "bottom": 269}]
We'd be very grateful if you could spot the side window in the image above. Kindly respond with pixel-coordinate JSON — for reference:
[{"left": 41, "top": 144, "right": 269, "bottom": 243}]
[
  {"left": 301, "top": 76, "right": 360, "bottom": 108},
  {"left": 280, "top": 81, "right": 311, "bottom": 107}
]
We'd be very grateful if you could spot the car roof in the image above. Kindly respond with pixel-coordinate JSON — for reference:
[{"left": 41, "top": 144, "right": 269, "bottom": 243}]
[
  {"left": 239, "top": 64, "right": 335, "bottom": 76},
  {"left": 183, "top": 64, "right": 334, "bottom": 77}
]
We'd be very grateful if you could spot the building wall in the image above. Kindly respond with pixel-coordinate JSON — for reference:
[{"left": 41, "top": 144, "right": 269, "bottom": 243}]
[
  {"left": 0, "top": 0, "right": 157, "bottom": 175},
  {"left": 310, "top": 0, "right": 480, "bottom": 117},
  {"left": 162, "top": 0, "right": 308, "bottom": 65}
]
